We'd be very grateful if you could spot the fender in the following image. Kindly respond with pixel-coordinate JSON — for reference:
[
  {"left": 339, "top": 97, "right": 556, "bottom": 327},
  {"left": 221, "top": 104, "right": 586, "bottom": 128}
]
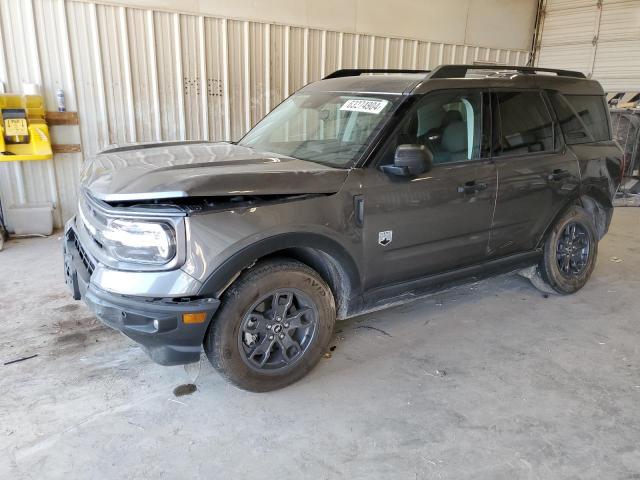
[
  {"left": 197, "top": 232, "right": 363, "bottom": 301},
  {"left": 536, "top": 190, "right": 612, "bottom": 250},
  {"left": 579, "top": 189, "right": 614, "bottom": 239}
]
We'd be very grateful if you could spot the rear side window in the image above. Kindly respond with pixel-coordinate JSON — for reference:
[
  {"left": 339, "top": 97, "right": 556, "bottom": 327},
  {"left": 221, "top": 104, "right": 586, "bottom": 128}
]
[
  {"left": 549, "top": 93, "right": 611, "bottom": 144},
  {"left": 494, "top": 91, "right": 556, "bottom": 156}
]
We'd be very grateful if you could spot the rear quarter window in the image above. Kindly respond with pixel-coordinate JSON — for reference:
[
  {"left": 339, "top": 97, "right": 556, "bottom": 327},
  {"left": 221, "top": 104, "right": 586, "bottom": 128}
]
[{"left": 549, "top": 93, "right": 611, "bottom": 144}]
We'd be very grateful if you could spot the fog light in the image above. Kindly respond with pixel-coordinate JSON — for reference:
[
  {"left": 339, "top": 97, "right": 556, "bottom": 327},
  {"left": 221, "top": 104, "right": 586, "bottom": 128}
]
[
  {"left": 153, "top": 319, "right": 159, "bottom": 330},
  {"left": 183, "top": 312, "right": 207, "bottom": 324}
]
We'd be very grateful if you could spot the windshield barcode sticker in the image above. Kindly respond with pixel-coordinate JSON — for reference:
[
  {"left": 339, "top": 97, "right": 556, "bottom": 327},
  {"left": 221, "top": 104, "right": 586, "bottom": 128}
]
[{"left": 340, "top": 99, "right": 388, "bottom": 115}]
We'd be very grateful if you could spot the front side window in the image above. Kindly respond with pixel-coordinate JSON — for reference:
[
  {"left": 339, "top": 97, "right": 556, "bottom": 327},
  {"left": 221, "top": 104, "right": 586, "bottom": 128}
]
[
  {"left": 549, "top": 93, "right": 611, "bottom": 144},
  {"left": 238, "top": 92, "right": 402, "bottom": 168},
  {"left": 494, "top": 91, "right": 556, "bottom": 157},
  {"left": 378, "top": 90, "right": 486, "bottom": 166}
]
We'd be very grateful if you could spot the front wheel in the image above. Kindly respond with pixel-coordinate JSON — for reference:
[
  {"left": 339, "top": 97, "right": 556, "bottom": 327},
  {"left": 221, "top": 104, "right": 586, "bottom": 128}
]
[
  {"left": 538, "top": 205, "right": 598, "bottom": 294},
  {"left": 204, "top": 259, "right": 336, "bottom": 392}
]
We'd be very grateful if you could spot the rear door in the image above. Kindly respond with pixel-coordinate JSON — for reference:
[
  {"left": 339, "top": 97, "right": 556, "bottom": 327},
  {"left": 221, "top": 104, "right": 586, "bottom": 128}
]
[
  {"left": 361, "top": 89, "right": 497, "bottom": 290},
  {"left": 488, "top": 90, "right": 580, "bottom": 257}
]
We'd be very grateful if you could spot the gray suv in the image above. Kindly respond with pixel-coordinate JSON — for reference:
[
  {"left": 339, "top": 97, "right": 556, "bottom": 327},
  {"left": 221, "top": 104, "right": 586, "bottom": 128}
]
[{"left": 64, "top": 65, "right": 622, "bottom": 391}]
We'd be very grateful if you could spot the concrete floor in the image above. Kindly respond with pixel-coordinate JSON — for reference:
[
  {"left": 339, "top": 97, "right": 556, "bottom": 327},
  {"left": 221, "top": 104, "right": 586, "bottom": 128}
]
[{"left": 1, "top": 208, "right": 639, "bottom": 479}]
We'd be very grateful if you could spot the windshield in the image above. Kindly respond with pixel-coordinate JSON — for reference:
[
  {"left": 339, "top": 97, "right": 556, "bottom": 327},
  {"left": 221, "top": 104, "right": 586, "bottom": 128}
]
[{"left": 238, "top": 92, "right": 402, "bottom": 168}]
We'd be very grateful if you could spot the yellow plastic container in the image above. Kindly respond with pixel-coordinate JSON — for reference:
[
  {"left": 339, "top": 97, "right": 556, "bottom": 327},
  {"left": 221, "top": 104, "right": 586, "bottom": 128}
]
[{"left": 0, "top": 94, "right": 53, "bottom": 161}]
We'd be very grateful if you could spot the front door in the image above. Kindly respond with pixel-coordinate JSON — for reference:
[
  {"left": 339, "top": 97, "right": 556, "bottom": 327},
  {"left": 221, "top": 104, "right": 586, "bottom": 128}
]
[{"left": 361, "top": 89, "right": 497, "bottom": 290}]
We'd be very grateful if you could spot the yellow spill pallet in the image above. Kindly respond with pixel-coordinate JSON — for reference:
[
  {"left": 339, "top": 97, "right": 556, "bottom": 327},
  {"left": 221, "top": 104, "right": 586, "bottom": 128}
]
[{"left": 0, "top": 94, "right": 53, "bottom": 161}]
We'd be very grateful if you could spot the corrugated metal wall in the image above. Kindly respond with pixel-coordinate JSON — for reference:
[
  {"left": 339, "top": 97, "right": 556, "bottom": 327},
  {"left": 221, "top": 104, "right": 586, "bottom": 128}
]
[
  {"left": 0, "top": 0, "right": 530, "bottom": 230},
  {"left": 536, "top": 0, "right": 640, "bottom": 92}
]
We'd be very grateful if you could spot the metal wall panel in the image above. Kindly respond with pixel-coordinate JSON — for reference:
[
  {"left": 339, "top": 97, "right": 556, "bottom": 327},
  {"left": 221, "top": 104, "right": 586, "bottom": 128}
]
[
  {"left": 0, "top": 0, "right": 529, "bottom": 231},
  {"left": 593, "top": 1, "right": 640, "bottom": 92},
  {"left": 127, "top": 8, "right": 160, "bottom": 142},
  {"left": 66, "top": 1, "right": 109, "bottom": 156},
  {"left": 536, "top": 0, "right": 640, "bottom": 92},
  {"left": 535, "top": 0, "right": 597, "bottom": 77},
  {"left": 537, "top": 43, "right": 594, "bottom": 72},
  {"left": 593, "top": 40, "right": 640, "bottom": 92},
  {"left": 544, "top": 0, "right": 598, "bottom": 12},
  {"left": 204, "top": 17, "right": 226, "bottom": 142},
  {"left": 539, "top": 6, "right": 599, "bottom": 45}
]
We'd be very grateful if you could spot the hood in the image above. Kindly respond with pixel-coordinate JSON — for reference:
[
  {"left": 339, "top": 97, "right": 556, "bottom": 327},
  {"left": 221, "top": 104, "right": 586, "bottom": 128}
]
[{"left": 81, "top": 142, "right": 349, "bottom": 202}]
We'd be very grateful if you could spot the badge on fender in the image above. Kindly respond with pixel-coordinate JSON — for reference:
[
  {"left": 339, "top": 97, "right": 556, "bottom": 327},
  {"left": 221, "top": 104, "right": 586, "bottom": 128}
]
[{"left": 378, "top": 230, "right": 392, "bottom": 246}]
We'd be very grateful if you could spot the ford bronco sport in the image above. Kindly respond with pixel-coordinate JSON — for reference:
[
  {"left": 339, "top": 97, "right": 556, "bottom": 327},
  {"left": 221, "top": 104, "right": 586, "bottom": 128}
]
[{"left": 64, "top": 65, "right": 622, "bottom": 391}]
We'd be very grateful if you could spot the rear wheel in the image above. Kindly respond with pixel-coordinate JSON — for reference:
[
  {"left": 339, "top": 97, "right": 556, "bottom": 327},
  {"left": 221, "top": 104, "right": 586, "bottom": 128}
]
[
  {"left": 204, "top": 259, "right": 335, "bottom": 392},
  {"left": 538, "top": 206, "right": 598, "bottom": 294}
]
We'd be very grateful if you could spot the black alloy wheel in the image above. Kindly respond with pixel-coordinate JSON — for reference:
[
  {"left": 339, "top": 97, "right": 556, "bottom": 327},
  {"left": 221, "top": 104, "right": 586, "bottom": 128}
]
[
  {"left": 555, "top": 222, "right": 591, "bottom": 277},
  {"left": 239, "top": 289, "right": 318, "bottom": 373},
  {"left": 204, "top": 258, "right": 335, "bottom": 392},
  {"left": 537, "top": 205, "right": 598, "bottom": 295}
]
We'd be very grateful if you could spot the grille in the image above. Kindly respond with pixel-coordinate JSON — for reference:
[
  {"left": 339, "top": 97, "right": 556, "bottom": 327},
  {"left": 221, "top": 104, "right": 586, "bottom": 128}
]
[{"left": 74, "top": 235, "right": 95, "bottom": 275}]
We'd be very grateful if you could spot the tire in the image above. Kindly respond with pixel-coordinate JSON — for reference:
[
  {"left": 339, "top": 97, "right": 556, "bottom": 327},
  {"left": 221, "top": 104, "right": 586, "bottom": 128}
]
[
  {"left": 204, "top": 258, "right": 336, "bottom": 392},
  {"left": 537, "top": 205, "right": 598, "bottom": 294}
]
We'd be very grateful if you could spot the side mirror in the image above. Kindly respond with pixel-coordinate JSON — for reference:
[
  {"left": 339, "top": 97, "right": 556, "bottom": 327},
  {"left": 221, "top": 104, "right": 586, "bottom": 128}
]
[{"left": 381, "top": 144, "right": 433, "bottom": 177}]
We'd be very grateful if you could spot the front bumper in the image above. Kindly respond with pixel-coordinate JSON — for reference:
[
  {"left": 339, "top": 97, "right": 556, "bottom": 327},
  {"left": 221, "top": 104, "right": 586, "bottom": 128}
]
[{"left": 63, "top": 224, "right": 220, "bottom": 365}]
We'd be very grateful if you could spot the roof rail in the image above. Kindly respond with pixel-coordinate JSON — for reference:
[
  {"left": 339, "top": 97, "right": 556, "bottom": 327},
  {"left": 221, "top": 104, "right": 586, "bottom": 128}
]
[
  {"left": 428, "top": 64, "right": 586, "bottom": 79},
  {"left": 324, "top": 69, "right": 430, "bottom": 79}
]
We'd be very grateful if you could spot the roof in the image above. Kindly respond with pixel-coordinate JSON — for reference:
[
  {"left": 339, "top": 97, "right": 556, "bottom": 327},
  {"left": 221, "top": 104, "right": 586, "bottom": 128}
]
[
  {"left": 301, "top": 65, "right": 605, "bottom": 97},
  {"left": 301, "top": 73, "right": 427, "bottom": 96}
]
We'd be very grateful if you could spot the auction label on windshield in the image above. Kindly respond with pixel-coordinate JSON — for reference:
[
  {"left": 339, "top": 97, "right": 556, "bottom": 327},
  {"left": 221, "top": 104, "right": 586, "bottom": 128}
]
[{"left": 340, "top": 98, "right": 388, "bottom": 115}]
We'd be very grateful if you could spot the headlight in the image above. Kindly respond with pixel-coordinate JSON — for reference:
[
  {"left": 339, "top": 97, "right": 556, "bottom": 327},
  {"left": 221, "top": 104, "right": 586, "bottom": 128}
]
[{"left": 100, "top": 219, "right": 176, "bottom": 265}]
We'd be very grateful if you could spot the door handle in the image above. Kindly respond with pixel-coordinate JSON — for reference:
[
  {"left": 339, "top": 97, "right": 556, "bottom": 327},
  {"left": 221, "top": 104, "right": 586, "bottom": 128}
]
[
  {"left": 548, "top": 169, "right": 571, "bottom": 181},
  {"left": 353, "top": 195, "right": 364, "bottom": 227},
  {"left": 457, "top": 181, "right": 487, "bottom": 194}
]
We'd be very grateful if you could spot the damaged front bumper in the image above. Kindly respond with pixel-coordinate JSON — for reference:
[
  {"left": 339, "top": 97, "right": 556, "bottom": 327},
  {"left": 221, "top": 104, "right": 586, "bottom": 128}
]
[{"left": 63, "top": 221, "right": 220, "bottom": 365}]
